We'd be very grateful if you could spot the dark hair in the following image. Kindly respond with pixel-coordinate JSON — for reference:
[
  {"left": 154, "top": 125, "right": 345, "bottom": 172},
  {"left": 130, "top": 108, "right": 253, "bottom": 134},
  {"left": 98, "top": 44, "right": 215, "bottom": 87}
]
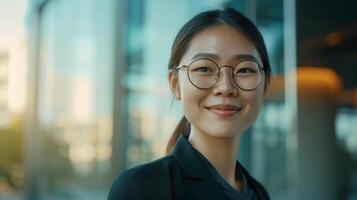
[{"left": 166, "top": 7, "right": 271, "bottom": 154}]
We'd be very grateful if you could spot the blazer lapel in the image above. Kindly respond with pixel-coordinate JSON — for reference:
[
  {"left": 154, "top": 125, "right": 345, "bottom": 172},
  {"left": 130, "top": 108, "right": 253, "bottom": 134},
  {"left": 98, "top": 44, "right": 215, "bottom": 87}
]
[{"left": 171, "top": 135, "right": 230, "bottom": 200}]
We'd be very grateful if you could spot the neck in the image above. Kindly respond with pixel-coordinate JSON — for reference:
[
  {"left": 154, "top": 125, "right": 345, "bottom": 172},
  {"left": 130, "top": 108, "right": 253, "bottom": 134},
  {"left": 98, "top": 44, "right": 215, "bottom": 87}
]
[{"left": 188, "top": 127, "right": 242, "bottom": 190}]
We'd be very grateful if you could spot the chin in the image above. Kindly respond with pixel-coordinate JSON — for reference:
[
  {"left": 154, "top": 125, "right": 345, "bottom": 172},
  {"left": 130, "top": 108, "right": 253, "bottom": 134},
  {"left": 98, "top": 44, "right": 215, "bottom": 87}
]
[{"left": 205, "top": 128, "right": 242, "bottom": 139}]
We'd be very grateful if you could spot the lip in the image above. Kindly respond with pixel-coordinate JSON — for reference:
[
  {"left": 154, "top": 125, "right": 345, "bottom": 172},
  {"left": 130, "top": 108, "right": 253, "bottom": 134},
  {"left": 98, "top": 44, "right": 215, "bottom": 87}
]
[{"left": 205, "top": 104, "right": 242, "bottom": 117}]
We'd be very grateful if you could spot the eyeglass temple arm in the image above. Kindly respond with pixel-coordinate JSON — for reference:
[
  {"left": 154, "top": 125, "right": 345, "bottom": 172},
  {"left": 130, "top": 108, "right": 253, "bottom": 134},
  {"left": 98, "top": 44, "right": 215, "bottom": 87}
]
[{"left": 176, "top": 65, "right": 188, "bottom": 70}]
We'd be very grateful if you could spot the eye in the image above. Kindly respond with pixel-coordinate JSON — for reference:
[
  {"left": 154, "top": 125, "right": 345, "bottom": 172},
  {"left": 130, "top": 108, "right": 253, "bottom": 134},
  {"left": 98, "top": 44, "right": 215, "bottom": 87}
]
[
  {"left": 193, "top": 66, "right": 212, "bottom": 72},
  {"left": 236, "top": 67, "right": 257, "bottom": 74}
]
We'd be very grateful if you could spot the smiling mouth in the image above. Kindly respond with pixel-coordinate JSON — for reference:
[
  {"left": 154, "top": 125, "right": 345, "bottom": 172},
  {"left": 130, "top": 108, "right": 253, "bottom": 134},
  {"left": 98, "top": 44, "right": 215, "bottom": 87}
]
[{"left": 205, "top": 105, "right": 242, "bottom": 117}]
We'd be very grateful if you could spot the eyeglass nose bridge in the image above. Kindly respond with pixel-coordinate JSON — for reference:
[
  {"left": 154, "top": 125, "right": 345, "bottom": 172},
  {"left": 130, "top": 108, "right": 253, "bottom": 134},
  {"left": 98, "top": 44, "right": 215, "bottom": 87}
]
[
  {"left": 219, "top": 65, "right": 235, "bottom": 70},
  {"left": 213, "top": 65, "right": 236, "bottom": 84}
]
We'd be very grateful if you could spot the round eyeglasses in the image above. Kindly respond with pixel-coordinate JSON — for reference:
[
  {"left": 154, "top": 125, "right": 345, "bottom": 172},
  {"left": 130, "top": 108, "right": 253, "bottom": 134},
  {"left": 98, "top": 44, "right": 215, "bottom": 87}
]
[{"left": 176, "top": 58, "right": 265, "bottom": 91}]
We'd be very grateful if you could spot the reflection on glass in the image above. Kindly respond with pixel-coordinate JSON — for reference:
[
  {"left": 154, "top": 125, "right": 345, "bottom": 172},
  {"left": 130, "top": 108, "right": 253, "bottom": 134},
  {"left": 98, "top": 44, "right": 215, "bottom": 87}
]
[
  {"left": 25, "top": 0, "right": 116, "bottom": 199},
  {"left": 336, "top": 107, "right": 357, "bottom": 157}
]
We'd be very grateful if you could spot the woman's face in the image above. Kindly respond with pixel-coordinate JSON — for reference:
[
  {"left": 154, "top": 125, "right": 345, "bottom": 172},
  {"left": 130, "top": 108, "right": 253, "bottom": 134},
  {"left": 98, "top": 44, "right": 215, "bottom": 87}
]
[{"left": 169, "top": 24, "right": 267, "bottom": 139}]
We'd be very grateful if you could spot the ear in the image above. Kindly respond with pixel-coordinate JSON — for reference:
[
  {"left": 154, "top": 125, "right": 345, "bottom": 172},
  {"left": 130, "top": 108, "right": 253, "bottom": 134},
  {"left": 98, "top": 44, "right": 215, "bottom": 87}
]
[{"left": 168, "top": 69, "right": 181, "bottom": 100}]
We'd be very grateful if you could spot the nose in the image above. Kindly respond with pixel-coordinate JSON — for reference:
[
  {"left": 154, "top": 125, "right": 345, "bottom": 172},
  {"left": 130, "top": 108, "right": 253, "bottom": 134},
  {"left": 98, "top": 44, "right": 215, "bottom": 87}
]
[{"left": 212, "top": 66, "right": 239, "bottom": 96}]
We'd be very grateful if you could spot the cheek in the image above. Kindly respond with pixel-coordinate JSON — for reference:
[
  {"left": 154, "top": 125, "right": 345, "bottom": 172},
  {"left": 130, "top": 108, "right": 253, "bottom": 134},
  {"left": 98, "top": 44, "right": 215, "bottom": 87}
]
[
  {"left": 242, "top": 88, "right": 265, "bottom": 121},
  {"left": 179, "top": 76, "right": 205, "bottom": 117}
]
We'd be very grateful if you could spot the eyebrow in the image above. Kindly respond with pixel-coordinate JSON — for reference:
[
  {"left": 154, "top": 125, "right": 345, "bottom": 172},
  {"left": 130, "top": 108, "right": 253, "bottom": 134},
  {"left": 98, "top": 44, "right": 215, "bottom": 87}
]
[{"left": 191, "top": 53, "right": 259, "bottom": 62}]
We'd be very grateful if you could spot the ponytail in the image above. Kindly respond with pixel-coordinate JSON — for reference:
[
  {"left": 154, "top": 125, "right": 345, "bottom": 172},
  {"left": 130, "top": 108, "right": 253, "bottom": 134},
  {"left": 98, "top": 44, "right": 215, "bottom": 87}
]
[{"left": 165, "top": 116, "right": 190, "bottom": 154}]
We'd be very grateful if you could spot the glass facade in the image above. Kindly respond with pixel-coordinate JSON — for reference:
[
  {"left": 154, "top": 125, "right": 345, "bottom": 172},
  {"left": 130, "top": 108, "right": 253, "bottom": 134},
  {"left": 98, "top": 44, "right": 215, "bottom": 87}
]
[{"left": 24, "top": 0, "right": 117, "bottom": 199}]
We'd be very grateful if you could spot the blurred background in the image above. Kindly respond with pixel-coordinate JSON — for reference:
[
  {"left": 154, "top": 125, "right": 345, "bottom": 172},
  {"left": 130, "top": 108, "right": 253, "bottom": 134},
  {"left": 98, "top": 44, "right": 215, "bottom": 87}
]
[{"left": 0, "top": 0, "right": 356, "bottom": 199}]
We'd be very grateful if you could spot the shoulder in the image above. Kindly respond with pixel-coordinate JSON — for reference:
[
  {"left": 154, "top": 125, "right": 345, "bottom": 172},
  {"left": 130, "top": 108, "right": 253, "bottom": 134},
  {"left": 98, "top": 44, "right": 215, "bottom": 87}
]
[{"left": 108, "top": 155, "right": 178, "bottom": 200}]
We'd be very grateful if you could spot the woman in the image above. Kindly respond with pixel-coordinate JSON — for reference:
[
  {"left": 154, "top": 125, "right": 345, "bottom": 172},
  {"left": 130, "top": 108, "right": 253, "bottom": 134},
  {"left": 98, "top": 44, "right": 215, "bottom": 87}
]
[{"left": 108, "top": 7, "right": 271, "bottom": 200}]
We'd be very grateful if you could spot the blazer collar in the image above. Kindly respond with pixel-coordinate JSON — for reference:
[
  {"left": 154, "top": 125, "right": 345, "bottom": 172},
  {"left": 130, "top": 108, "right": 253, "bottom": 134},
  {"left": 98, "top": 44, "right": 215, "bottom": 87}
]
[
  {"left": 171, "top": 135, "right": 268, "bottom": 200},
  {"left": 171, "top": 135, "right": 211, "bottom": 180},
  {"left": 171, "top": 135, "right": 229, "bottom": 199}
]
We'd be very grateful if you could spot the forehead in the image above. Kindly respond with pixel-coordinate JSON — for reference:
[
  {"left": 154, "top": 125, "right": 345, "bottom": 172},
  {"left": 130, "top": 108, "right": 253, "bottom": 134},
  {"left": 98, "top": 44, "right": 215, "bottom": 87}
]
[{"left": 181, "top": 24, "right": 261, "bottom": 64}]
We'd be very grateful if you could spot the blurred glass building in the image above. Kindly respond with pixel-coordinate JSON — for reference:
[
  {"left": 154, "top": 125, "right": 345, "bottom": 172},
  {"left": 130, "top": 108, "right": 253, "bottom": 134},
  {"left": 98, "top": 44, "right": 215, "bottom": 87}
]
[{"left": 0, "top": 0, "right": 356, "bottom": 199}]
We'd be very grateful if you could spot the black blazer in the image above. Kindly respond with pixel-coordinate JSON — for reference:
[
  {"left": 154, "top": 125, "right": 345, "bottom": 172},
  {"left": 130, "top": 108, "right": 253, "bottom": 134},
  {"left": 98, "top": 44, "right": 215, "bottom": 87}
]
[{"left": 108, "top": 135, "right": 270, "bottom": 200}]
